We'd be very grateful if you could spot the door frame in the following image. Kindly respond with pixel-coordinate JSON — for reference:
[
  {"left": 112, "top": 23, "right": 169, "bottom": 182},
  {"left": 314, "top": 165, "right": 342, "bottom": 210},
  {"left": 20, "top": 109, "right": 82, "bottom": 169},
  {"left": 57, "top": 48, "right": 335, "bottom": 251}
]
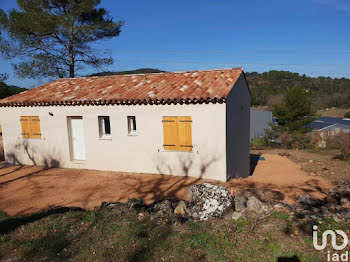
[{"left": 67, "top": 116, "right": 86, "bottom": 161}]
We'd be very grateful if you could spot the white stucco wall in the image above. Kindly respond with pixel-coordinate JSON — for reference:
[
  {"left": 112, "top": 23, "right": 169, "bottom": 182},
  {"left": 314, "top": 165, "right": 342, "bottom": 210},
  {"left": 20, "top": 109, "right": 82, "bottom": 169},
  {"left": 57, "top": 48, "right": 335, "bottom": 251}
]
[{"left": 0, "top": 103, "right": 227, "bottom": 181}]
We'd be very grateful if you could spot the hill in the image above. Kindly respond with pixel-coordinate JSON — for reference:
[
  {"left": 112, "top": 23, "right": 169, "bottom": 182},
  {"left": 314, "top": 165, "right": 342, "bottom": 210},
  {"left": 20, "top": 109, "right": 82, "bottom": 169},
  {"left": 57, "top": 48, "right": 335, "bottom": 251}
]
[
  {"left": 246, "top": 71, "right": 350, "bottom": 109},
  {"left": 0, "top": 82, "right": 27, "bottom": 100},
  {"left": 88, "top": 68, "right": 165, "bottom": 77}
]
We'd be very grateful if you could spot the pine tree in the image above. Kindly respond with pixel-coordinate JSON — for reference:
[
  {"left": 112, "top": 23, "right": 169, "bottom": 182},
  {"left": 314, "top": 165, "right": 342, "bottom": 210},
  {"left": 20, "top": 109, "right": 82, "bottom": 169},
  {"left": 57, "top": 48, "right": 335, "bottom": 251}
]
[{"left": 0, "top": 0, "right": 124, "bottom": 79}]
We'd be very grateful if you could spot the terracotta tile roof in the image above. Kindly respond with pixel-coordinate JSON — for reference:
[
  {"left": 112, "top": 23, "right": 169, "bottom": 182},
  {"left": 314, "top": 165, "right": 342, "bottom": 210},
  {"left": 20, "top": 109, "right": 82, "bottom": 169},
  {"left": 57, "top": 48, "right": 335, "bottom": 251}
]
[{"left": 0, "top": 68, "right": 245, "bottom": 107}]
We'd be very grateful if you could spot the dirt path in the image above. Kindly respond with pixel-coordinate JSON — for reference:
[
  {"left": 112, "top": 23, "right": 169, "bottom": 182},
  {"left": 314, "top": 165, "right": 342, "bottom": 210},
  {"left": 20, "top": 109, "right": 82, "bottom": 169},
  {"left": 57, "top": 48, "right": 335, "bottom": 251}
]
[
  {"left": 0, "top": 154, "right": 333, "bottom": 215},
  {"left": 227, "top": 154, "right": 333, "bottom": 204}
]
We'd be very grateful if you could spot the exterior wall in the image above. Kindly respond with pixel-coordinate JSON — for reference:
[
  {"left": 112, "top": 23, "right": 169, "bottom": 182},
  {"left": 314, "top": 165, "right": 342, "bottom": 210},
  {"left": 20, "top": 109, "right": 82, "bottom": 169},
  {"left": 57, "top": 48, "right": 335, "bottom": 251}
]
[
  {"left": 0, "top": 103, "right": 227, "bottom": 181},
  {"left": 250, "top": 109, "right": 272, "bottom": 140},
  {"left": 226, "top": 74, "right": 251, "bottom": 179}
]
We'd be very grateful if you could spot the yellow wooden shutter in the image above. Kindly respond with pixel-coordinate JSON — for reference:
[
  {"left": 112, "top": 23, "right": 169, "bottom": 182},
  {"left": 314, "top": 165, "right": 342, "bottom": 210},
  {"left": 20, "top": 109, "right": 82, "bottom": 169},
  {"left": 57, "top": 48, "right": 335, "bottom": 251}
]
[
  {"left": 29, "top": 116, "right": 41, "bottom": 139},
  {"left": 20, "top": 116, "right": 30, "bottom": 138},
  {"left": 163, "top": 116, "right": 178, "bottom": 150},
  {"left": 0, "top": 124, "right": 2, "bottom": 134},
  {"left": 178, "top": 116, "right": 192, "bottom": 151}
]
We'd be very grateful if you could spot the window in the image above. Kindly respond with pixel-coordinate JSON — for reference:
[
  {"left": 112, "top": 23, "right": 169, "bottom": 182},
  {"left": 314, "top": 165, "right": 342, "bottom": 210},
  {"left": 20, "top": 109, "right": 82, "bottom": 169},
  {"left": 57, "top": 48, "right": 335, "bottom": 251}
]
[
  {"left": 98, "top": 116, "right": 111, "bottom": 138},
  {"left": 163, "top": 116, "right": 192, "bottom": 151},
  {"left": 127, "top": 116, "right": 137, "bottom": 134},
  {"left": 20, "top": 116, "right": 41, "bottom": 139}
]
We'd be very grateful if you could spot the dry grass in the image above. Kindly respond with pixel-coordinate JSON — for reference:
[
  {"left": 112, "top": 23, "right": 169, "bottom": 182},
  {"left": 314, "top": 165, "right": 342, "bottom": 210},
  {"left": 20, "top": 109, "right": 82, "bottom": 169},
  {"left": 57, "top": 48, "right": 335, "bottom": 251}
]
[{"left": 0, "top": 204, "right": 342, "bottom": 262}]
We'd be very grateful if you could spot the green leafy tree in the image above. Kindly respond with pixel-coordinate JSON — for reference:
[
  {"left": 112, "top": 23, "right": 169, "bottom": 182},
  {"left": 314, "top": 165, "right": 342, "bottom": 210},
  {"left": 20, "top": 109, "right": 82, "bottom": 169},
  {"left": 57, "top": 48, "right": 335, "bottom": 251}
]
[
  {"left": 0, "top": 0, "right": 124, "bottom": 79},
  {"left": 269, "top": 87, "right": 317, "bottom": 148}
]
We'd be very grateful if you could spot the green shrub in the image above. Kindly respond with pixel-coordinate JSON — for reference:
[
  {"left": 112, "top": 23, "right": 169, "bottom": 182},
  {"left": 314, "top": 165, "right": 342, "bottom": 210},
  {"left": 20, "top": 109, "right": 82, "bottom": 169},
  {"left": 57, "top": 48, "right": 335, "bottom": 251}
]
[
  {"left": 250, "top": 138, "right": 271, "bottom": 150},
  {"left": 344, "top": 111, "right": 350, "bottom": 119}
]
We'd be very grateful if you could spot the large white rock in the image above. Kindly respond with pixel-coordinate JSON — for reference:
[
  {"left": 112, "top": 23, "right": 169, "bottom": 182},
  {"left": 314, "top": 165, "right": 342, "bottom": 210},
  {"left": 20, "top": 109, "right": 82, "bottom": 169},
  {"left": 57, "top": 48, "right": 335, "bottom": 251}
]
[{"left": 189, "top": 183, "right": 233, "bottom": 220}]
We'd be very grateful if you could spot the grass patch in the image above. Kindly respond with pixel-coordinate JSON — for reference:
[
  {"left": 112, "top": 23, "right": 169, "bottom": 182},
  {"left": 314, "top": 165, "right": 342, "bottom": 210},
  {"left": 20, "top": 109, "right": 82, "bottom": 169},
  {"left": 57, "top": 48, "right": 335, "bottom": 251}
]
[
  {"left": 233, "top": 217, "right": 250, "bottom": 234},
  {"left": 21, "top": 232, "right": 69, "bottom": 259},
  {"left": 184, "top": 232, "right": 212, "bottom": 249},
  {"left": 0, "top": 205, "right": 334, "bottom": 261},
  {"left": 269, "top": 211, "right": 290, "bottom": 220}
]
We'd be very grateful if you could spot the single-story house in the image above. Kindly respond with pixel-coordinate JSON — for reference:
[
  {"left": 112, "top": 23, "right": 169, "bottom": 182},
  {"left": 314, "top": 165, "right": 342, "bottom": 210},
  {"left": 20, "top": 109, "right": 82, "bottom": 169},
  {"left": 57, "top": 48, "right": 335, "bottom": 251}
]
[
  {"left": 250, "top": 109, "right": 272, "bottom": 140},
  {"left": 308, "top": 117, "right": 350, "bottom": 147},
  {"left": 0, "top": 68, "right": 250, "bottom": 181}
]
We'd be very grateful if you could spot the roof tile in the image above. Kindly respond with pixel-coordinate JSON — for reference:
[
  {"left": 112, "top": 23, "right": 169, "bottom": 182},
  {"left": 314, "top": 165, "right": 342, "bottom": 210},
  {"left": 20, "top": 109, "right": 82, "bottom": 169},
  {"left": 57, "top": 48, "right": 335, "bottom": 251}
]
[{"left": 0, "top": 68, "right": 244, "bottom": 106}]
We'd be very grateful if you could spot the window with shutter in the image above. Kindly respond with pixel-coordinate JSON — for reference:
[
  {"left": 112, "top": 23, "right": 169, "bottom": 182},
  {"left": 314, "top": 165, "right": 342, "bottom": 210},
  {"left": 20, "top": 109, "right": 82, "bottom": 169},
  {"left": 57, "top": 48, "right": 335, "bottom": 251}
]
[
  {"left": 162, "top": 116, "right": 192, "bottom": 151},
  {"left": 177, "top": 116, "right": 192, "bottom": 151},
  {"left": 20, "top": 116, "right": 41, "bottom": 139},
  {"left": 29, "top": 116, "right": 42, "bottom": 139}
]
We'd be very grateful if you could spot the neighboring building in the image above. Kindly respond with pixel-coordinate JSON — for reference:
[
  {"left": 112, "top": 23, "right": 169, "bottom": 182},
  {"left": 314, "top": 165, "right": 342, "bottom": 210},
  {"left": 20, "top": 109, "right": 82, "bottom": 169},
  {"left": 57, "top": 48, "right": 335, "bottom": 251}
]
[
  {"left": 250, "top": 109, "right": 272, "bottom": 140},
  {"left": 0, "top": 68, "right": 250, "bottom": 181},
  {"left": 309, "top": 117, "right": 350, "bottom": 147}
]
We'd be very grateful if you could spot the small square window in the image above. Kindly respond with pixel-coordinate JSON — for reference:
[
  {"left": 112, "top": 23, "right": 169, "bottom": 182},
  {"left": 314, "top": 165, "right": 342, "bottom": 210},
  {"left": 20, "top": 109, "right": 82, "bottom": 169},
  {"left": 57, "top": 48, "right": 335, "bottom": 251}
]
[
  {"left": 98, "top": 116, "right": 111, "bottom": 138},
  {"left": 127, "top": 116, "right": 136, "bottom": 134}
]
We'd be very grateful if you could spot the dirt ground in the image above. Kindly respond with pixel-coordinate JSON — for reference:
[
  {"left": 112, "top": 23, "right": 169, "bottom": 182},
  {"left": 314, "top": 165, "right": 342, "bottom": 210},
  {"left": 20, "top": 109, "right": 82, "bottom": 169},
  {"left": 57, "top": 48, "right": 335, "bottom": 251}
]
[
  {"left": 252, "top": 149, "right": 350, "bottom": 185},
  {"left": 0, "top": 153, "right": 333, "bottom": 216},
  {"left": 317, "top": 107, "right": 350, "bottom": 117}
]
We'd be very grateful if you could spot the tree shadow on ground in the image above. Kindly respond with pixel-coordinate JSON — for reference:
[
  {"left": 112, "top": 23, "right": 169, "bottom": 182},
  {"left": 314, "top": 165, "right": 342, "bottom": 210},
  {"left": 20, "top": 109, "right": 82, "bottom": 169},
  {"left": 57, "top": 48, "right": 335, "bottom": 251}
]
[
  {"left": 0, "top": 206, "right": 84, "bottom": 234},
  {"left": 278, "top": 256, "right": 300, "bottom": 262},
  {"left": 115, "top": 154, "right": 220, "bottom": 204},
  {"left": 0, "top": 141, "right": 61, "bottom": 187}
]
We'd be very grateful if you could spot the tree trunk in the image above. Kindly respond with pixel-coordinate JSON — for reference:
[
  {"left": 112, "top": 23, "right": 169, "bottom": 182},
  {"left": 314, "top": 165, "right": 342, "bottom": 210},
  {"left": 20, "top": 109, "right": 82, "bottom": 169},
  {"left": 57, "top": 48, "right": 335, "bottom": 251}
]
[{"left": 68, "top": 24, "right": 75, "bottom": 78}]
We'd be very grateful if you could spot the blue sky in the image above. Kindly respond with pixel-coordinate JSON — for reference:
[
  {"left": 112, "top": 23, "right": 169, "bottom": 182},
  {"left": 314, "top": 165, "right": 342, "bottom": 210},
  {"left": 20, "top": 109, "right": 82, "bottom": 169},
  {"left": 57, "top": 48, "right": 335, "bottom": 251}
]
[{"left": 0, "top": 0, "right": 350, "bottom": 88}]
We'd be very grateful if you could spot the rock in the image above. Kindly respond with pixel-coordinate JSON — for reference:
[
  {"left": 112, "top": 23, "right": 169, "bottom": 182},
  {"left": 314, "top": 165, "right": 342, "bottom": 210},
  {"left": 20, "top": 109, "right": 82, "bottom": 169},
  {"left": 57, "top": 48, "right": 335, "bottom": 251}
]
[
  {"left": 127, "top": 198, "right": 146, "bottom": 210},
  {"left": 174, "top": 201, "right": 189, "bottom": 216},
  {"left": 273, "top": 203, "right": 291, "bottom": 212},
  {"left": 311, "top": 214, "right": 322, "bottom": 220},
  {"left": 340, "top": 209, "right": 350, "bottom": 219},
  {"left": 335, "top": 205, "right": 342, "bottom": 211},
  {"left": 153, "top": 200, "right": 173, "bottom": 214},
  {"left": 234, "top": 195, "right": 248, "bottom": 212},
  {"left": 232, "top": 211, "right": 245, "bottom": 221},
  {"left": 247, "top": 196, "right": 270, "bottom": 214},
  {"left": 189, "top": 183, "right": 233, "bottom": 221},
  {"left": 243, "top": 188, "right": 284, "bottom": 203},
  {"left": 298, "top": 194, "right": 313, "bottom": 205},
  {"left": 337, "top": 188, "right": 350, "bottom": 199},
  {"left": 107, "top": 203, "right": 118, "bottom": 209},
  {"left": 328, "top": 188, "right": 337, "bottom": 194},
  {"left": 137, "top": 212, "right": 145, "bottom": 221},
  {"left": 341, "top": 198, "right": 350, "bottom": 209},
  {"left": 257, "top": 189, "right": 285, "bottom": 203}
]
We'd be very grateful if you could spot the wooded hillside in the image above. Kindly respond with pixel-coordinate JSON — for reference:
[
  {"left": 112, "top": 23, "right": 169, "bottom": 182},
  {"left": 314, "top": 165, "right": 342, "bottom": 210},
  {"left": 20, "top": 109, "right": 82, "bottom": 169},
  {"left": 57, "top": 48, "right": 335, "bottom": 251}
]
[
  {"left": 0, "top": 81, "right": 26, "bottom": 99},
  {"left": 246, "top": 71, "right": 350, "bottom": 109}
]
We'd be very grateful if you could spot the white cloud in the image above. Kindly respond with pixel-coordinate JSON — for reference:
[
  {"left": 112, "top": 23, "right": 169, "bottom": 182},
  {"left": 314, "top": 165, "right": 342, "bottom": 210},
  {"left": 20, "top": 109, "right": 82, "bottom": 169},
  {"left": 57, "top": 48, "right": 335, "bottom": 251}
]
[{"left": 312, "top": 0, "right": 350, "bottom": 11}]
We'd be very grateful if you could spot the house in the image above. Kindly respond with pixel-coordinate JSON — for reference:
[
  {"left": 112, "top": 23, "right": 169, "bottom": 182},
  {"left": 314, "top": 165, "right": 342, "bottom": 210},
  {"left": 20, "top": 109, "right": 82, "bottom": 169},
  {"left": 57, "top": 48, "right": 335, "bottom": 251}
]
[
  {"left": 308, "top": 117, "right": 350, "bottom": 147},
  {"left": 0, "top": 68, "right": 250, "bottom": 181},
  {"left": 250, "top": 109, "right": 272, "bottom": 140}
]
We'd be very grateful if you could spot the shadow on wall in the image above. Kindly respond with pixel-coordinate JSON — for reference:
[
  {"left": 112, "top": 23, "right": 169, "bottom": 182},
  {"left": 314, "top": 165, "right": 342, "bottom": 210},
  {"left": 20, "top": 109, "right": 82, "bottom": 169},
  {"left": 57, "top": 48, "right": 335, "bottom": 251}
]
[
  {"left": 155, "top": 153, "right": 220, "bottom": 178},
  {"left": 5, "top": 140, "right": 61, "bottom": 168}
]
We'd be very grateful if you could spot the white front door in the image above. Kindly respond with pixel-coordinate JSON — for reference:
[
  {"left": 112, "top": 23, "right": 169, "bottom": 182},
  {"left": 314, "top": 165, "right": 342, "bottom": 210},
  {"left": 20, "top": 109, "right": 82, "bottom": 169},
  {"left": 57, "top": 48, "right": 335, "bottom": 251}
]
[{"left": 70, "top": 117, "right": 86, "bottom": 161}]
